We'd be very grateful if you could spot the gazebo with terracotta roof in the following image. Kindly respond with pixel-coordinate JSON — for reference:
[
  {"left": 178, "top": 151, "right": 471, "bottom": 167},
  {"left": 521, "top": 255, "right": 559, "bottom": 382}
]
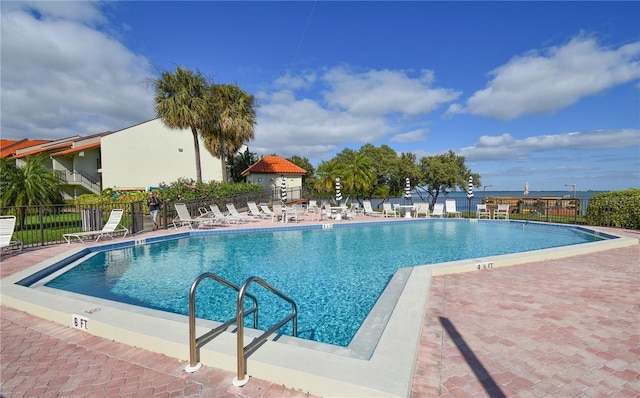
[{"left": 241, "top": 156, "right": 307, "bottom": 201}]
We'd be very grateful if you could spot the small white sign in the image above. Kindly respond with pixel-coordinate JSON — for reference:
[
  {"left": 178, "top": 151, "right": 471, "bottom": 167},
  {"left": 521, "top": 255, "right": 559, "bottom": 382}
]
[{"left": 71, "top": 314, "right": 89, "bottom": 330}]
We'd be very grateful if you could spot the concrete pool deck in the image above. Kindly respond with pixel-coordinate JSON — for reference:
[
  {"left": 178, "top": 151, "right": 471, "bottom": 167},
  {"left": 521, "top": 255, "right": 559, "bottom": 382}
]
[{"left": 1, "top": 216, "right": 639, "bottom": 397}]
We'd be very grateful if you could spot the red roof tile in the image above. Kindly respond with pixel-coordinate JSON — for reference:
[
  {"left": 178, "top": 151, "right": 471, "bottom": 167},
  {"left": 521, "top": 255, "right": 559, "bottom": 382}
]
[
  {"left": 241, "top": 155, "right": 307, "bottom": 176},
  {"left": 0, "top": 139, "right": 52, "bottom": 158},
  {"left": 50, "top": 142, "right": 101, "bottom": 157},
  {"left": 14, "top": 142, "right": 73, "bottom": 159}
]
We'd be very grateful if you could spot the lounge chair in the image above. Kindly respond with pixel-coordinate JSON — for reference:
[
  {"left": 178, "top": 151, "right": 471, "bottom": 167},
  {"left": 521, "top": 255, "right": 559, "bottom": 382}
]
[
  {"left": 209, "top": 204, "right": 241, "bottom": 225},
  {"left": 431, "top": 203, "right": 445, "bottom": 218},
  {"left": 413, "top": 203, "right": 430, "bottom": 218},
  {"left": 382, "top": 202, "right": 398, "bottom": 218},
  {"left": 247, "top": 201, "right": 269, "bottom": 219},
  {"left": 476, "top": 204, "right": 491, "bottom": 219},
  {"left": 172, "top": 203, "right": 214, "bottom": 229},
  {"left": 1, "top": 215, "right": 23, "bottom": 251},
  {"left": 363, "top": 200, "right": 382, "bottom": 217},
  {"left": 445, "top": 199, "right": 462, "bottom": 218},
  {"left": 494, "top": 204, "right": 510, "bottom": 220},
  {"left": 63, "top": 209, "right": 129, "bottom": 243},
  {"left": 225, "top": 203, "right": 251, "bottom": 223},
  {"left": 259, "top": 205, "right": 275, "bottom": 219}
]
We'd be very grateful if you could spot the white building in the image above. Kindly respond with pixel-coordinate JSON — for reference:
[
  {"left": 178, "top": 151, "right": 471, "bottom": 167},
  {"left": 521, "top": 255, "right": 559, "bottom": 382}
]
[{"left": 101, "top": 118, "right": 224, "bottom": 190}]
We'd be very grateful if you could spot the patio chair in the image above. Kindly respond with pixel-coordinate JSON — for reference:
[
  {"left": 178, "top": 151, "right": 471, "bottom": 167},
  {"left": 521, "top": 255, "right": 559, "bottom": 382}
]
[
  {"left": 445, "top": 199, "right": 462, "bottom": 218},
  {"left": 260, "top": 204, "right": 275, "bottom": 219},
  {"left": 431, "top": 203, "right": 445, "bottom": 218},
  {"left": 306, "top": 200, "right": 320, "bottom": 217},
  {"left": 311, "top": 202, "right": 330, "bottom": 221},
  {"left": 0, "top": 215, "right": 23, "bottom": 251},
  {"left": 172, "top": 203, "right": 214, "bottom": 229},
  {"left": 413, "top": 203, "right": 430, "bottom": 218},
  {"left": 343, "top": 205, "right": 357, "bottom": 220},
  {"left": 494, "top": 204, "right": 510, "bottom": 220},
  {"left": 247, "top": 201, "right": 269, "bottom": 219},
  {"left": 209, "top": 204, "right": 241, "bottom": 225},
  {"left": 271, "top": 204, "right": 285, "bottom": 223},
  {"left": 225, "top": 203, "right": 251, "bottom": 223},
  {"left": 382, "top": 202, "right": 398, "bottom": 218},
  {"left": 363, "top": 200, "right": 382, "bottom": 217},
  {"left": 476, "top": 204, "right": 491, "bottom": 219},
  {"left": 63, "top": 209, "right": 129, "bottom": 243},
  {"left": 351, "top": 203, "right": 364, "bottom": 216}
]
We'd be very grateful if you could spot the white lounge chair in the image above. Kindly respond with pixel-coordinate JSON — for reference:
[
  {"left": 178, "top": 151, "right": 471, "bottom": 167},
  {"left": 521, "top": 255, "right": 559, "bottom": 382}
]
[
  {"left": 445, "top": 199, "right": 462, "bottom": 218},
  {"left": 259, "top": 204, "right": 275, "bottom": 219},
  {"left": 63, "top": 209, "right": 129, "bottom": 243},
  {"left": 476, "top": 204, "right": 491, "bottom": 219},
  {"left": 225, "top": 203, "right": 251, "bottom": 223},
  {"left": 247, "top": 201, "right": 269, "bottom": 219},
  {"left": 1, "top": 215, "right": 23, "bottom": 251},
  {"left": 494, "top": 204, "right": 510, "bottom": 220},
  {"left": 382, "top": 202, "right": 398, "bottom": 218},
  {"left": 209, "top": 204, "right": 241, "bottom": 225},
  {"left": 413, "top": 203, "right": 430, "bottom": 218},
  {"left": 172, "top": 203, "right": 213, "bottom": 229},
  {"left": 363, "top": 200, "right": 382, "bottom": 217},
  {"left": 431, "top": 203, "right": 445, "bottom": 218}
]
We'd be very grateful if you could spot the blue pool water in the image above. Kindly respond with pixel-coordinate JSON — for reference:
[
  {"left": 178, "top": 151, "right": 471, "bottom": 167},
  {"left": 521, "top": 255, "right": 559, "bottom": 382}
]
[{"left": 45, "top": 220, "right": 603, "bottom": 346}]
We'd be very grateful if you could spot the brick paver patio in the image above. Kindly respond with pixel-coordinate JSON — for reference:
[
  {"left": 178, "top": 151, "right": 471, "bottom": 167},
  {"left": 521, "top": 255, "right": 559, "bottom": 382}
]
[{"left": 1, "top": 221, "right": 638, "bottom": 397}]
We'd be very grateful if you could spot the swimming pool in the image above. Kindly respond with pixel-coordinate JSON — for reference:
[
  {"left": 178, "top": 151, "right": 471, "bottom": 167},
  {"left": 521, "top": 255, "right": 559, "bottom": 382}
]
[
  {"left": 4, "top": 219, "right": 634, "bottom": 397},
  {"left": 42, "top": 220, "right": 603, "bottom": 347}
]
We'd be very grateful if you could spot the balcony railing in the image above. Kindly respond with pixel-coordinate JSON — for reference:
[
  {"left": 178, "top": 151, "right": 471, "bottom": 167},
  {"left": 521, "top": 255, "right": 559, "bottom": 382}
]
[{"left": 54, "top": 170, "right": 101, "bottom": 194}]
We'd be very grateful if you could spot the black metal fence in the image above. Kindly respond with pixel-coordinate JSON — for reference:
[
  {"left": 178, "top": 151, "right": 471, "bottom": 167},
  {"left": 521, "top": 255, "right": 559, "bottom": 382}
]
[{"left": 2, "top": 192, "right": 637, "bottom": 250}]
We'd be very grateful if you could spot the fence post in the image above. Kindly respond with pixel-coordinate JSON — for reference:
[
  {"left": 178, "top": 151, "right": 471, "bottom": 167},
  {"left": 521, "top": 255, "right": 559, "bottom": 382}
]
[
  {"left": 162, "top": 200, "right": 167, "bottom": 229},
  {"left": 39, "top": 205, "right": 45, "bottom": 246}
]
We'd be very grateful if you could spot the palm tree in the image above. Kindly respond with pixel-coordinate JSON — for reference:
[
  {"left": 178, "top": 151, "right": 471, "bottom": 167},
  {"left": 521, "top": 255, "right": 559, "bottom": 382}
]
[
  {"left": 340, "top": 152, "right": 375, "bottom": 200},
  {"left": 314, "top": 160, "right": 343, "bottom": 195},
  {"left": 152, "top": 67, "right": 210, "bottom": 182},
  {"left": 201, "top": 84, "right": 257, "bottom": 182},
  {"left": 0, "top": 155, "right": 64, "bottom": 228}
]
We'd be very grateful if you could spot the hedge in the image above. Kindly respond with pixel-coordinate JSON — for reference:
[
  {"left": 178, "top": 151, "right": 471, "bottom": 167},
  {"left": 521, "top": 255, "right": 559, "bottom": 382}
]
[{"left": 585, "top": 188, "right": 640, "bottom": 229}]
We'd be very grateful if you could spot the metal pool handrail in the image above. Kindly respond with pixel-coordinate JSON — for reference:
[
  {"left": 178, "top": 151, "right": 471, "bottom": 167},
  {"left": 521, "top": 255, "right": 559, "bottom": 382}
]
[
  {"left": 185, "top": 272, "right": 258, "bottom": 373},
  {"left": 233, "top": 276, "right": 298, "bottom": 387}
]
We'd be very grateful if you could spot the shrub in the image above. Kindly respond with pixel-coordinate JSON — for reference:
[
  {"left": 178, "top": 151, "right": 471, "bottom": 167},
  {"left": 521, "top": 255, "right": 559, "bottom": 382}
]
[
  {"left": 155, "top": 178, "right": 262, "bottom": 202},
  {"left": 585, "top": 188, "right": 640, "bottom": 229}
]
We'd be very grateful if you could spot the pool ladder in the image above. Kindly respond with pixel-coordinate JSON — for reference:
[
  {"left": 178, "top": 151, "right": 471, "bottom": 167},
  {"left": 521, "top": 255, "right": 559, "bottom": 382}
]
[{"left": 185, "top": 272, "right": 298, "bottom": 387}]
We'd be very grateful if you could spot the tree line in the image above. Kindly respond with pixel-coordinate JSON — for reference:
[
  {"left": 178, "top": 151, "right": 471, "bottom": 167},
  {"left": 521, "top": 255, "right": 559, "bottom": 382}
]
[{"left": 228, "top": 146, "right": 481, "bottom": 208}]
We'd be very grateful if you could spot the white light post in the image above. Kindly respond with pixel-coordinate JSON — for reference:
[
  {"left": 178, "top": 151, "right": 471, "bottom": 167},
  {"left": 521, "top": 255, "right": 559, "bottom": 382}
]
[
  {"left": 483, "top": 185, "right": 492, "bottom": 199},
  {"left": 565, "top": 184, "right": 576, "bottom": 198}
]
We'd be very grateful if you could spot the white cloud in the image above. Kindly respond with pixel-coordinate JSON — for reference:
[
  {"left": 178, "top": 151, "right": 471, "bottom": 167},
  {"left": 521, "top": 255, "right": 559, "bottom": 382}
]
[
  {"left": 1, "top": 2, "right": 155, "bottom": 139},
  {"left": 322, "top": 67, "right": 461, "bottom": 116},
  {"left": 389, "top": 129, "right": 427, "bottom": 144},
  {"left": 446, "top": 35, "right": 640, "bottom": 120},
  {"left": 251, "top": 67, "right": 459, "bottom": 161},
  {"left": 253, "top": 89, "right": 391, "bottom": 160},
  {"left": 460, "top": 129, "right": 640, "bottom": 161},
  {"left": 273, "top": 72, "right": 317, "bottom": 90}
]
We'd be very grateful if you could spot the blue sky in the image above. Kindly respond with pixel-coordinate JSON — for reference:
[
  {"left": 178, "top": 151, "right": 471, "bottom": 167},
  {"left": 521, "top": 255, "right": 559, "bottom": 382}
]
[{"left": 2, "top": 1, "right": 639, "bottom": 191}]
